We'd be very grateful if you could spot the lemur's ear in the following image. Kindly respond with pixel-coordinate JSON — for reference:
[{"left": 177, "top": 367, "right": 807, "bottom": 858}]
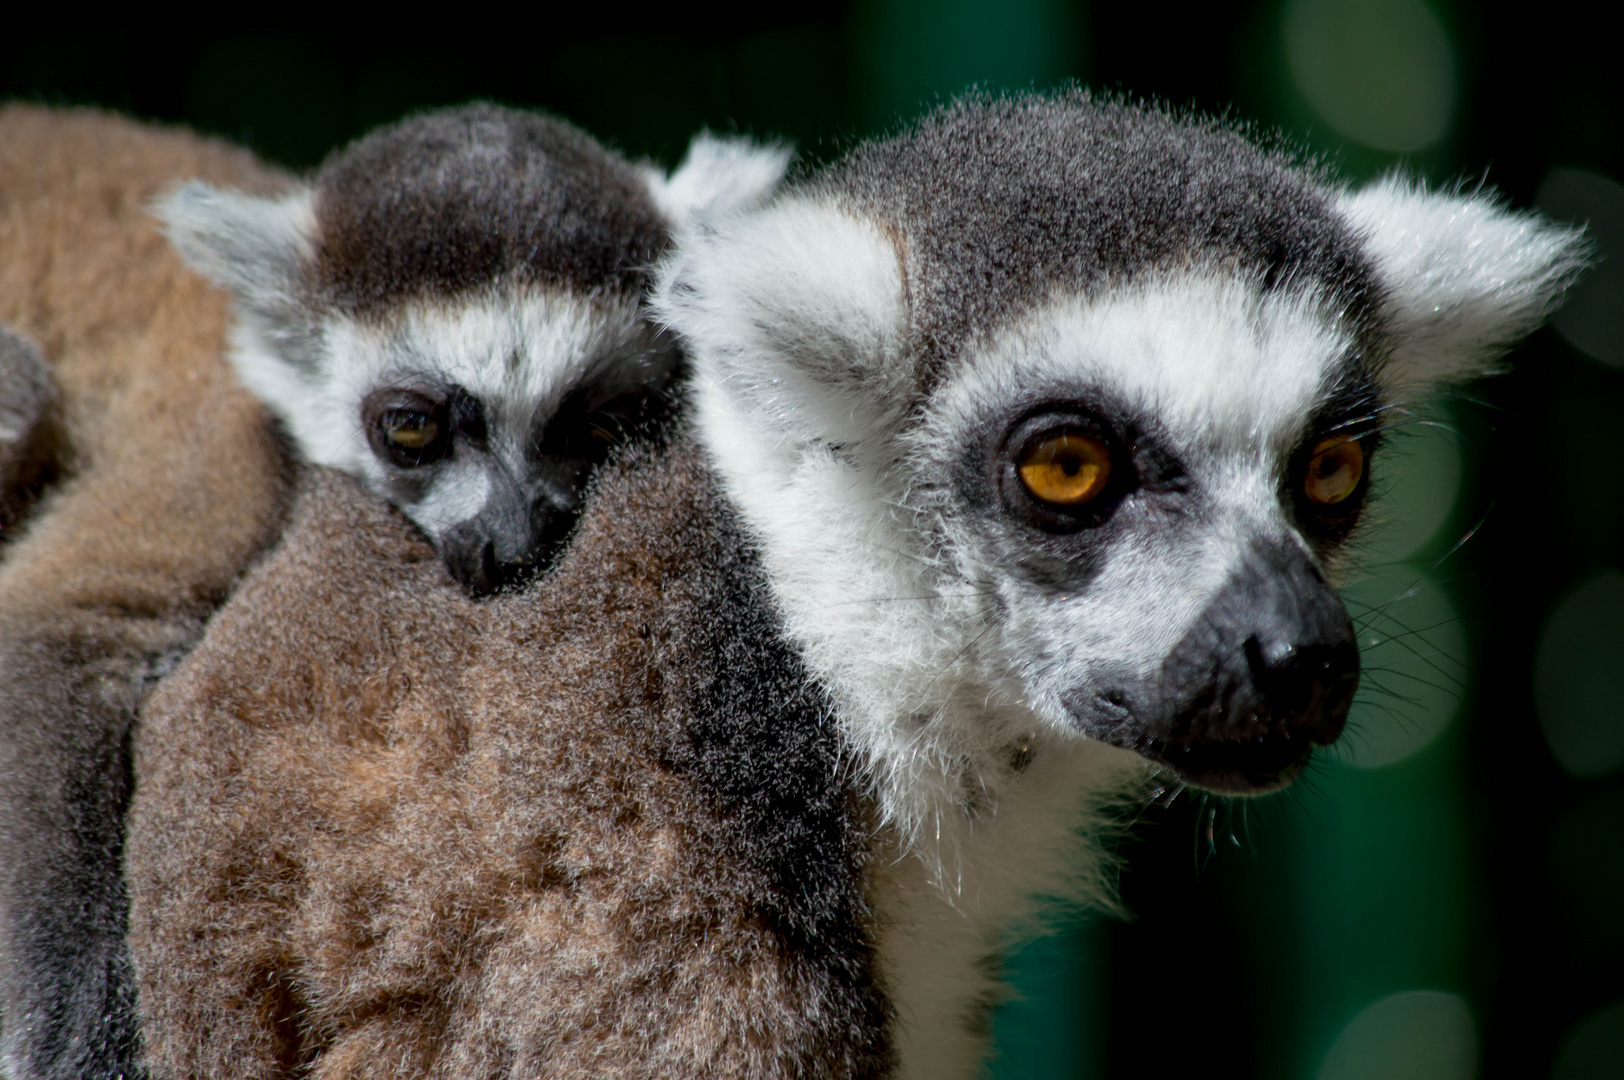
[
  {"left": 157, "top": 182, "right": 315, "bottom": 323},
  {"left": 1337, "top": 175, "right": 1590, "bottom": 396},
  {"left": 654, "top": 198, "right": 913, "bottom": 447},
  {"left": 644, "top": 133, "right": 792, "bottom": 231},
  {"left": 158, "top": 183, "right": 325, "bottom": 439}
]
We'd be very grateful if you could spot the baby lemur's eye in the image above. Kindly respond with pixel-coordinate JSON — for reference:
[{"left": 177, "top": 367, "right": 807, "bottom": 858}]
[
  {"left": 363, "top": 389, "right": 453, "bottom": 469},
  {"left": 535, "top": 386, "right": 668, "bottom": 464},
  {"left": 1302, "top": 435, "right": 1364, "bottom": 507},
  {"left": 1018, "top": 434, "right": 1112, "bottom": 506},
  {"left": 382, "top": 410, "right": 438, "bottom": 449}
]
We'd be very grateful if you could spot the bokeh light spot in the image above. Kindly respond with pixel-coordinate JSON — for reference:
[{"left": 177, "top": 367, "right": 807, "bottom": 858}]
[
  {"left": 1283, "top": 0, "right": 1456, "bottom": 152},
  {"left": 1553, "top": 1000, "right": 1624, "bottom": 1080},
  {"left": 1538, "top": 168, "right": 1624, "bottom": 369},
  {"left": 1533, "top": 569, "right": 1624, "bottom": 779},
  {"left": 1317, "top": 989, "right": 1476, "bottom": 1080},
  {"left": 1340, "top": 566, "right": 1467, "bottom": 769}
]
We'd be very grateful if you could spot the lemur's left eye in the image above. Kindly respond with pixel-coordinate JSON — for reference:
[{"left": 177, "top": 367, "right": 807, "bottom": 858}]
[
  {"left": 1303, "top": 436, "right": 1364, "bottom": 506},
  {"left": 535, "top": 387, "right": 666, "bottom": 463}
]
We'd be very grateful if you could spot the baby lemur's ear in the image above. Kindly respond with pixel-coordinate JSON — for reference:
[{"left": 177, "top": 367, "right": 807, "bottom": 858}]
[
  {"left": 157, "top": 183, "right": 326, "bottom": 429},
  {"left": 158, "top": 183, "right": 315, "bottom": 320},
  {"left": 644, "top": 133, "right": 792, "bottom": 230},
  {"left": 1337, "top": 175, "right": 1590, "bottom": 397}
]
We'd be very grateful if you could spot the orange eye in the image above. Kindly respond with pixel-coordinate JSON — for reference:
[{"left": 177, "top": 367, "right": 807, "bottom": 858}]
[
  {"left": 1304, "top": 436, "right": 1365, "bottom": 506},
  {"left": 1018, "top": 433, "right": 1112, "bottom": 506}
]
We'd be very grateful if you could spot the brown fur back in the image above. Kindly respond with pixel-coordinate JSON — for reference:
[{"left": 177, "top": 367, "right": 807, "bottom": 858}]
[
  {"left": 0, "top": 106, "right": 293, "bottom": 1077},
  {"left": 0, "top": 105, "right": 291, "bottom": 616},
  {"left": 128, "top": 441, "right": 892, "bottom": 1079}
]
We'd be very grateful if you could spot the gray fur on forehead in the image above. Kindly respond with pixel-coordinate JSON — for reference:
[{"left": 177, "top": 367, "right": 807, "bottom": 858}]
[
  {"left": 816, "top": 90, "right": 1381, "bottom": 366},
  {"left": 310, "top": 103, "right": 667, "bottom": 315}
]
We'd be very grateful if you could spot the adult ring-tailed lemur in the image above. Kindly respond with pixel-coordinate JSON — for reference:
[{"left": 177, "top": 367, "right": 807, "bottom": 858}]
[
  {"left": 0, "top": 103, "right": 782, "bottom": 1080},
  {"left": 122, "top": 90, "right": 1586, "bottom": 1079}
]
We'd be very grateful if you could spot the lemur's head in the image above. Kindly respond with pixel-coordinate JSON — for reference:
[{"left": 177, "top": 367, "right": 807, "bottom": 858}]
[
  {"left": 659, "top": 93, "right": 1585, "bottom": 813},
  {"left": 164, "top": 104, "right": 786, "bottom": 595}
]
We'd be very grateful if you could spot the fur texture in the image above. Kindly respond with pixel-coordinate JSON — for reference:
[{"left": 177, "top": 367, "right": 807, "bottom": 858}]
[
  {"left": 126, "top": 446, "right": 891, "bottom": 1080},
  {"left": 0, "top": 106, "right": 294, "bottom": 1079},
  {"left": 655, "top": 90, "right": 1587, "bottom": 1075}
]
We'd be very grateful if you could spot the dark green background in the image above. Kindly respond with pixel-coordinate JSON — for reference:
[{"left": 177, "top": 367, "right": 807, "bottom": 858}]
[{"left": 7, "top": 3, "right": 1621, "bottom": 1077}]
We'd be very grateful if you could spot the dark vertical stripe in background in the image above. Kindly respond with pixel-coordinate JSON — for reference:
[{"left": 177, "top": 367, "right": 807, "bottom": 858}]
[{"left": 5, "top": 4, "right": 1621, "bottom": 1076}]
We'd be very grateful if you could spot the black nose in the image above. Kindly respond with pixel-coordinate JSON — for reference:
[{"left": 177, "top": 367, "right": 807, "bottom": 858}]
[
  {"left": 1245, "top": 635, "right": 1359, "bottom": 746},
  {"left": 442, "top": 535, "right": 541, "bottom": 598},
  {"left": 1134, "top": 539, "right": 1359, "bottom": 792}
]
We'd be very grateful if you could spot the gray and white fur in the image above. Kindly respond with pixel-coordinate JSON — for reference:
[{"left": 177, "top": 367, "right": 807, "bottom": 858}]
[
  {"left": 656, "top": 91, "right": 1586, "bottom": 1076},
  {"left": 163, "top": 104, "right": 787, "bottom": 594}
]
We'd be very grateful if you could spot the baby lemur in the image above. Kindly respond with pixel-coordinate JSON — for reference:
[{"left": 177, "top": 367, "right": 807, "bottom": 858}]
[
  {"left": 164, "top": 104, "right": 786, "bottom": 594},
  {"left": 0, "top": 103, "right": 781, "bottom": 1079}
]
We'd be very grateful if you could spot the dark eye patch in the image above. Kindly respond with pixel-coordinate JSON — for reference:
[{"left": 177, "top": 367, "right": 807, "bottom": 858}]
[
  {"left": 533, "top": 378, "right": 675, "bottom": 465},
  {"left": 1286, "top": 377, "right": 1384, "bottom": 541},
  {"left": 995, "top": 409, "right": 1137, "bottom": 533}
]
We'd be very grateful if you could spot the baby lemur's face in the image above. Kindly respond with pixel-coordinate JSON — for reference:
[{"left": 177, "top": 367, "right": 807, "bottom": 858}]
[
  {"left": 163, "top": 104, "right": 783, "bottom": 595},
  {"left": 289, "top": 290, "right": 674, "bottom": 593}
]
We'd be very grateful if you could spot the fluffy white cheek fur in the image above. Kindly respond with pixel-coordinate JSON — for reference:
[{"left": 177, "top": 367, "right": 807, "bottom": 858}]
[{"left": 410, "top": 464, "right": 492, "bottom": 539}]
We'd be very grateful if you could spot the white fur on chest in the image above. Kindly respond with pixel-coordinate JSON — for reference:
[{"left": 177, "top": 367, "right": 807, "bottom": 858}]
[{"left": 868, "top": 743, "right": 1135, "bottom": 1079}]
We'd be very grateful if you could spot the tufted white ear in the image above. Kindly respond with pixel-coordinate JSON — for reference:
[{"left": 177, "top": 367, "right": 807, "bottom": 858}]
[
  {"left": 157, "top": 182, "right": 328, "bottom": 440},
  {"left": 157, "top": 182, "right": 316, "bottom": 319},
  {"left": 644, "top": 133, "right": 792, "bottom": 231},
  {"left": 1338, "top": 175, "right": 1589, "bottom": 395},
  {"left": 654, "top": 197, "right": 914, "bottom": 449}
]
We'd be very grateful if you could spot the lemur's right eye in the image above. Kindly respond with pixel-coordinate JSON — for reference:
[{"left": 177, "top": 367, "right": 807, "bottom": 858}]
[
  {"left": 1018, "top": 434, "right": 1112, "bottom": 506},
  {"left": 381, "top": 410, "right": 440, "bottom": 454},
  {"left": 363, "top": 389, "right": 452, "bottom": 469},
  {"left": 997, "top": 412, "right": 1133, "bottom": 534}
]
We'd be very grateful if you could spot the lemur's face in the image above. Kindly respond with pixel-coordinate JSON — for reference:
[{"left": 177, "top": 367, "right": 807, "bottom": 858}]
[
  {"left": 918, "top": 277, "right": 1370, "bottom": 793},
  {"left": 286, "top": 291, "right": 673, "bottom": 595},
  {"left": 663, "top": 95, "right": 1582, "bottom": 811}
]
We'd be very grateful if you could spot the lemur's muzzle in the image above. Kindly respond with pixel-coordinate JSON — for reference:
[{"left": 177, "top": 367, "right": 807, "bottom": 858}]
[
  {"left": 438, "top": 478, "right": 582, "bottom": 598},
  {"left": 1107, "top": 539, "right": 1358, "bottom": 794}
]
